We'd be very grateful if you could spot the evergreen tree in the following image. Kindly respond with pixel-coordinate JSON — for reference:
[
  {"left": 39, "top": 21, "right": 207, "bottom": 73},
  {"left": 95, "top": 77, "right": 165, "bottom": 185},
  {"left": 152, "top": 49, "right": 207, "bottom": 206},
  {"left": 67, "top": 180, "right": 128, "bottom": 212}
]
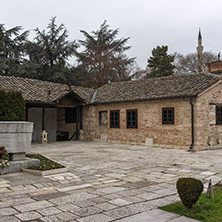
[
  {"left": 75, "top": 21, "right": 135, "bottom": 88},
  {"left": 147, "top": 45, "right": 175, "bottom": 78},
  {"left": 24, "top": 17, "right": 77, "bottom": 83},
  {"left": 0, "top": 24, "right": 29, "bottom": 76}
]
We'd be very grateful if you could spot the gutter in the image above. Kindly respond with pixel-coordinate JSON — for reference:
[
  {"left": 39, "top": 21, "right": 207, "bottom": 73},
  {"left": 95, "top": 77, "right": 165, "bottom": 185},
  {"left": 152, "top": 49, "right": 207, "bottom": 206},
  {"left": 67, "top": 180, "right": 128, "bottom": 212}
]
[
  {"left": 92, "top": 95, "right": 195, "bottom": 105},
  {"left": 189, "top": 97, "right": 195, "bottom": 151}
]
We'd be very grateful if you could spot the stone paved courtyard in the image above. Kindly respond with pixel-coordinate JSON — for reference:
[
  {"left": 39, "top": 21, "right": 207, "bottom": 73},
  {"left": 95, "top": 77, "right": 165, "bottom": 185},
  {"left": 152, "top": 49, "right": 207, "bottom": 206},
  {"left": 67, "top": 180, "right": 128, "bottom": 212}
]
[{"left": 0, "top": 141, "right": 222, "bottom": 221}]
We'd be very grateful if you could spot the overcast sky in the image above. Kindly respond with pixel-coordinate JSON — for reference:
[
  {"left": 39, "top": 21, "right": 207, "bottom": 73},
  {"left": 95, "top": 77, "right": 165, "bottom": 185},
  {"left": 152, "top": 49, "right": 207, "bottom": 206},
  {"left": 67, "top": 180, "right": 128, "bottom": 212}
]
[{"left": 1, "top": 0, "right": 222, "bottom": 68}]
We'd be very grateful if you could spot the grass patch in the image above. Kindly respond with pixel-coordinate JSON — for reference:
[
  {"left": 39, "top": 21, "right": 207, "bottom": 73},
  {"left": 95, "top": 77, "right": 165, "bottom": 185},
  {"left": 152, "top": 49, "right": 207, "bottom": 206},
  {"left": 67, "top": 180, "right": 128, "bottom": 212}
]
[
  {"left": 25, "top": 154, "right": 65, "bottom": 171},
  {"left": 160, "top": 186, "right": 222, "bottom": 222}
]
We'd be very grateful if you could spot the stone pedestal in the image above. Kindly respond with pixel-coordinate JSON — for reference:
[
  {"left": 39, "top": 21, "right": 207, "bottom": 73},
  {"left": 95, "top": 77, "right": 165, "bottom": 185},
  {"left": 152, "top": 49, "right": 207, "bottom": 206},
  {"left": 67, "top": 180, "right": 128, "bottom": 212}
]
[
  {"left": 0, "top": 121, "right": 33, "bottom": 160},
  {"left": 101, "top": 134, "right": 108, "bottom": 142},
  {"left": 145, "top": 138, "right": 153, "bottom": 146},
  {"left": 79, "top": 130, "right": 85, "bottom": 140}
]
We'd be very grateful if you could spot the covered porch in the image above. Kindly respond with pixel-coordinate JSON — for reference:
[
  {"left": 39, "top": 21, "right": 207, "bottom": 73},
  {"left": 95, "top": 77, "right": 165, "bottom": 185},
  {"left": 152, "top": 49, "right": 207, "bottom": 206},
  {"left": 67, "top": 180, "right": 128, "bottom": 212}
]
[{"left": 26, "top": 92, "right": 85, "bottom": 143}]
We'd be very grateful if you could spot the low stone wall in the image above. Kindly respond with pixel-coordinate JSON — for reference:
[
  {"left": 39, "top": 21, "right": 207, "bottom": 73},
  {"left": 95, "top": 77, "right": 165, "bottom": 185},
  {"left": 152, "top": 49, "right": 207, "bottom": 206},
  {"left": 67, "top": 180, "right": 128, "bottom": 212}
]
[
  {"left": 0, "top": 122, "right": 33, "bottom": 159},
  {"left": 0, "top": 158, "right": 40, "bottom": 175}
]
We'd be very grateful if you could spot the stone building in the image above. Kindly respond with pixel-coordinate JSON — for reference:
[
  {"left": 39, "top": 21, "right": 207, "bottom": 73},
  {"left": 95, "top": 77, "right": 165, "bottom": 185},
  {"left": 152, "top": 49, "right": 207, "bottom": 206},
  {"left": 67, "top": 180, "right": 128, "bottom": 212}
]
[
  {"left": 1, "top": 30, "right": 222, "bottom": 150},
  {"left": 1, "top": 66, "right": 222, "bottom": 150}
]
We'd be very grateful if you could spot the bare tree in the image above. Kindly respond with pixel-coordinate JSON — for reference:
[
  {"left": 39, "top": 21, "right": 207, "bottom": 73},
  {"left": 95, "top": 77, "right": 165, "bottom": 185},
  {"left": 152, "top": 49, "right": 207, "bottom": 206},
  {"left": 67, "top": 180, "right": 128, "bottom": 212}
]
[{"left": 174, "top": 52, "right": 217, "bottom": 74}]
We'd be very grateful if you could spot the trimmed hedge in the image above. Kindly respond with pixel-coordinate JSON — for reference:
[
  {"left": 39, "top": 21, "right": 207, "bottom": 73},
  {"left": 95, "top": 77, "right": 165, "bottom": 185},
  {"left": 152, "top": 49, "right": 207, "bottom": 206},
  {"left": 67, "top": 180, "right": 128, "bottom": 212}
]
[
  {"left": 0, "top": 90, "right": 25, "bottom": 121},
  {"left": 176, "top": 177, "right": 204, "bottom": 209}
]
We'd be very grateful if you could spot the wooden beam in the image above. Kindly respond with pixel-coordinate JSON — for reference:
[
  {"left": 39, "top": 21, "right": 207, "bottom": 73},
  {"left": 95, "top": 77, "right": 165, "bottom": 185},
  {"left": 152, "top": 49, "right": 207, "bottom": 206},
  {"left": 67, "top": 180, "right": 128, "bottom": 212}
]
[
  {"left": 76, "top": 106, "right": 79, "bottom": 140},
  {"left": 80, "top": 106, "right": 83, "bottom": 130},
  {"left": 25, "top": 107, "right": 29, "bottom": 121},
  {"left": 42, "top": 106, "right": 46, "bottom": 131}
]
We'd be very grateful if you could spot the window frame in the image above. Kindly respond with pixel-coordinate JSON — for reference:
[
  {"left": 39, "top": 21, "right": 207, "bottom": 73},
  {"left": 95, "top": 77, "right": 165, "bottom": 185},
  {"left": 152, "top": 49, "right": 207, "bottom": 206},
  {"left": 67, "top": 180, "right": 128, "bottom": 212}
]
[
  {"left": 162, "top": 107, "right": 175, "bottom": 125},
  {"left": 216, "top": 105, "right": 222, "bottom": 125},
  {"left": 110, "top": 110, "right": 120, "bottom": 128},
  {"left": 99, "top": 110, "right": 108, "bottom": 126},
  {"left": 126, "top": 109, "right": 138, "bottom": 129}
]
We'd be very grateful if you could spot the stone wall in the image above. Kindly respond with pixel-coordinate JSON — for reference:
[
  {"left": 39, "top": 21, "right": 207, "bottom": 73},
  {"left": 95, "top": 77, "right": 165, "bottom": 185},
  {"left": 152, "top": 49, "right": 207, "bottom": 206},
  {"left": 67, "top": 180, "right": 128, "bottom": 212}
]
[
  {"left": 82, "top": 99, "right": 192, "bottom": 149},
  {"left": 57, "top": 108, "right": 76, "bottom": 140},
  {"left": 195, "top": 82, "right": 222, "bottom": 149}
]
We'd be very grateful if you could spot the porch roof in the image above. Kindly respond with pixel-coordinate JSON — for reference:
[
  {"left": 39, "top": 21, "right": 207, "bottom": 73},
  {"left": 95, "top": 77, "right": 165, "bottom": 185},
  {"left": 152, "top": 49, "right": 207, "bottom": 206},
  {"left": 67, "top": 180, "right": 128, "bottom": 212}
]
[{"left": 0, "top": 75, "right": 94, "bottom": 104}]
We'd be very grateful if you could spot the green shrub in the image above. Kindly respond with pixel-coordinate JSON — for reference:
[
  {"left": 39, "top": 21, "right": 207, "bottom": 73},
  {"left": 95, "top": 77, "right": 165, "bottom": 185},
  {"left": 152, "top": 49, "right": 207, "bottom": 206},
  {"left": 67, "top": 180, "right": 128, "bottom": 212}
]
[
  {"left": 176, "top": 177, "right": 204, "bottom": 209},
  {"left": 0, "top": 90, "right": 25, "bottom": 121}
]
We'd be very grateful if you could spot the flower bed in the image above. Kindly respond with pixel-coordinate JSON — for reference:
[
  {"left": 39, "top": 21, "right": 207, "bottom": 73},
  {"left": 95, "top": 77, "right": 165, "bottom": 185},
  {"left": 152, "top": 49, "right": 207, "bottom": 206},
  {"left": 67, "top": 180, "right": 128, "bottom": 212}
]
[
  {"left": 25, "top": 154, "right": 65, "bottom": 171},
  {"left": 0, "top": 146, "right": 10, "bottom": 168}
]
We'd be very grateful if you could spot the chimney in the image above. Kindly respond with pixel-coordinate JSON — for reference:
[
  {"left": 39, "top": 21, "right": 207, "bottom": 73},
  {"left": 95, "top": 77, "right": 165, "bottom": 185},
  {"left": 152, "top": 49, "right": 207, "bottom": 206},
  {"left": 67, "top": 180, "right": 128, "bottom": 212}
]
[
  {"left": 68, "top": 82, "right": 72, "bottom": 91},
  {"left": 206, "top": 60, "right": 222, "bottom": 75}
]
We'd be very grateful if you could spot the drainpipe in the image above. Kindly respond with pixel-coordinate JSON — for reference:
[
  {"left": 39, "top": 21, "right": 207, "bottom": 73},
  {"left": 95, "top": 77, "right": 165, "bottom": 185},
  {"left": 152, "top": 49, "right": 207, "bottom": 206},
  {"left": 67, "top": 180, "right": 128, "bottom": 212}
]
[
  {"left": 189, "top": 97, "right": 194, "bottom": 151},
  {"left": 76, "top": 106, "right": 79, "bottom": 140}
]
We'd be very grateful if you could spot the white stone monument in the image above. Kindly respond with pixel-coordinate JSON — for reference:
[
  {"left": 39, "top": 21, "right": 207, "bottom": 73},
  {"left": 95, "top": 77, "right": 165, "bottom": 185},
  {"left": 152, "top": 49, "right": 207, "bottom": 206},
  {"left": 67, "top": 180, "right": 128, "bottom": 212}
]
[{"left": 0, "top": 121, "right": 33, "bottom": 160}]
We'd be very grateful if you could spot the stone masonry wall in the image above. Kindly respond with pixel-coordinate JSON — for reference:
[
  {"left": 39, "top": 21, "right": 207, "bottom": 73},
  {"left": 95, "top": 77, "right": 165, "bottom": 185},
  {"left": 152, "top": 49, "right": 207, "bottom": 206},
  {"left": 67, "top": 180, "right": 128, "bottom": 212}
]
[
  {"left": 195, "top": 82, "right": 222, "bottom": 149},
  {"left": 57, "top": 108, "right": 76, "bottom": 140},
  {"left": 82, "top": 99, "right": 192, "bottom": 149}
]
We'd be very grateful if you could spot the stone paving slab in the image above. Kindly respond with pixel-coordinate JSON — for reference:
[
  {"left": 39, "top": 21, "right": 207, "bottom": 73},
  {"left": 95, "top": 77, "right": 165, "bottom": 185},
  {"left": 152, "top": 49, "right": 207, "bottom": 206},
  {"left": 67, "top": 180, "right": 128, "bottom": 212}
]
[
  {"left": 76, "top": 213, "right": 113, "bottom": 222},
  {"left": 0, "top": 216, "right": 20, "bottom": 222},
  {"left": 0, "top": 141, "right": 222, "bottom": 221},
  {"left": 14, "top": 200, "right": 54, "bottom": 212},
  {"left": 15, "top": 211, "right": 42, "bottom": 221},
  {"left": 0, "top": 207, "right": 19, "bottom": 216},
  {"left": 115, "top": 209, "right": 200, "bottom": 222},
  {"left": 40, "top": 211, "right": 79, "bottom": 222}
]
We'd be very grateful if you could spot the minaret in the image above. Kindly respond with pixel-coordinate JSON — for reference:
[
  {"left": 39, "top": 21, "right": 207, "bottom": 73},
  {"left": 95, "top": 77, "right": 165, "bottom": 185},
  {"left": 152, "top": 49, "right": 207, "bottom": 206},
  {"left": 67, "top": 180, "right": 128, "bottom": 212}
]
[{"left": 196, "top": 29, "right": 204, "bottom": 72}]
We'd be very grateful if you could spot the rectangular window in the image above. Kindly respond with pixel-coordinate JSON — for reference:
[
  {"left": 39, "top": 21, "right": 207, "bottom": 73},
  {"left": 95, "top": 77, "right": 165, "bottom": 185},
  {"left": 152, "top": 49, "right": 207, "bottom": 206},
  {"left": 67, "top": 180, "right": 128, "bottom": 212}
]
[
  {"left": 99, "top": 111, "right": 108, "bottom": 126},
  {"left": 65, "top": 108, "right": 76, "bottom": 123},
  {"left": 162, "top": 108, "right": 174, "bottom": 124},
  {"left": 216, "top": 106, "right": 222, "bottom": 125},
  {"left": 110, "top": 110, "right": 120, "bottom": 128},
  {"left": 127, "top": 109, "right": 138, "bottom": 128}
]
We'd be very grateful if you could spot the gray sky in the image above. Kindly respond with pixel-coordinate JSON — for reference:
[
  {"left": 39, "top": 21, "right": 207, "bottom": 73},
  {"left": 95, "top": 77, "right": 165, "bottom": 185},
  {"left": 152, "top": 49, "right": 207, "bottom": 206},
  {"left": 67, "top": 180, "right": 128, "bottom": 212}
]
[{"left": 1, "top": 0, "right": 222, "bottom": 68}]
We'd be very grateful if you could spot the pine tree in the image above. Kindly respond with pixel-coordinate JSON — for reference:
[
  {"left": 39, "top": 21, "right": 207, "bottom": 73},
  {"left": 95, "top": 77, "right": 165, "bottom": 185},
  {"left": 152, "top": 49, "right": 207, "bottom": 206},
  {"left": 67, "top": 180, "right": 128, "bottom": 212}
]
[
  {"left": 75, "top": 21, "right": 135, "bottom": 88},
  {"left": 25, "top": 17, "right": 77, "bottom": 83},
  {"left": 0, "top": 24, "right": 29, "bottom": 76},
  {"left": 147, "top": 45, "right": 175, "bottom": 78}
]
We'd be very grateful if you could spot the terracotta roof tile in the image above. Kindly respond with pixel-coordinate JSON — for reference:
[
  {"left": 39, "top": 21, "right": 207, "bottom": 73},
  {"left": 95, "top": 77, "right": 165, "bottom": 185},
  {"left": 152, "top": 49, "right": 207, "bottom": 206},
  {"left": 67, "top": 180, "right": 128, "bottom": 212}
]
[
  {"left": 0, "top": 75, "right": 94, "bottom": 104},
  {"left": 0, "top": 73, "right": 220, "bottom": 105},
  {"left": 93, "top": 73, "right": 221, "bottom": 104}
]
